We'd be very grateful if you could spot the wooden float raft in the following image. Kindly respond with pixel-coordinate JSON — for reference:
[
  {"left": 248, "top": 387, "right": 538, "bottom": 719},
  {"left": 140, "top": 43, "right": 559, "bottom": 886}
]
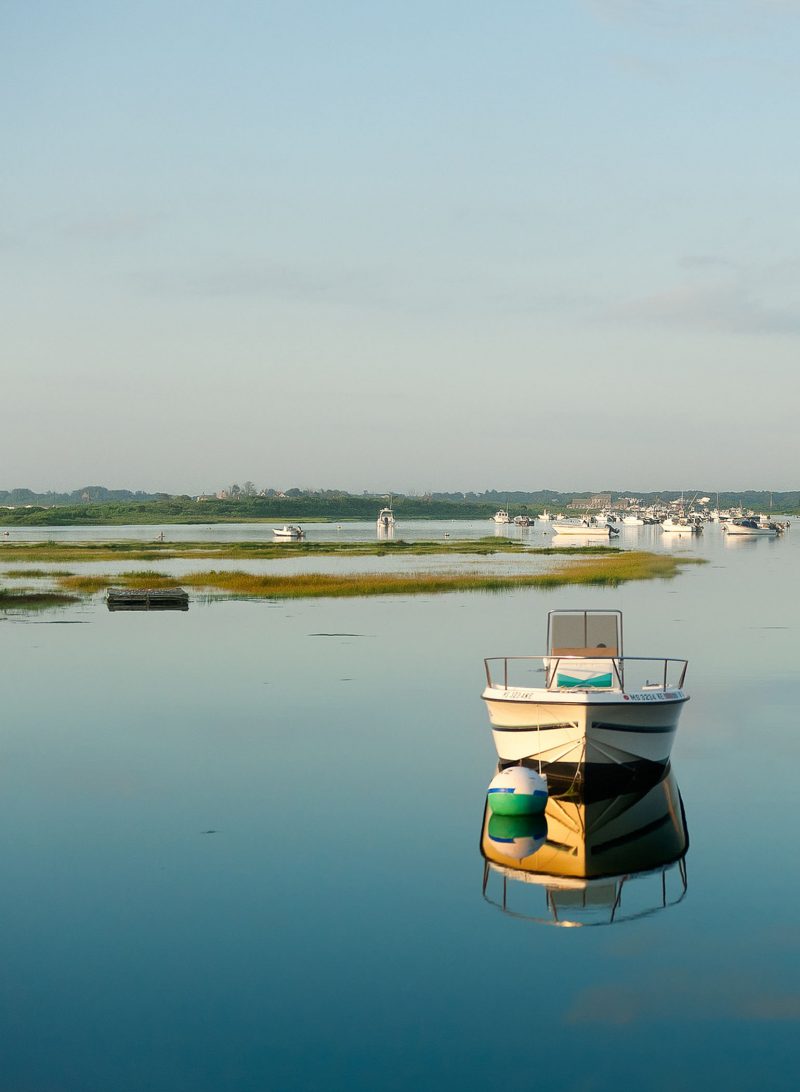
[{"left": 106, "top": 587, "right": 189, "bottom": 611}]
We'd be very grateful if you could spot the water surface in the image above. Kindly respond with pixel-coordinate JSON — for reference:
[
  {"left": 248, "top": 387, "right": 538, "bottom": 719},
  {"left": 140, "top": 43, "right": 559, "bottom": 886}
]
[{"left": 1, "top": 523, "right": 798, "bottom": 1090}]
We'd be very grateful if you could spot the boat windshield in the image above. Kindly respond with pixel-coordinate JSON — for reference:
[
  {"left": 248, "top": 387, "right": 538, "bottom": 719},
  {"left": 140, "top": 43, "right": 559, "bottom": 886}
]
[{"left": 547, "top": 610, "right": 622, "bottom": 657}]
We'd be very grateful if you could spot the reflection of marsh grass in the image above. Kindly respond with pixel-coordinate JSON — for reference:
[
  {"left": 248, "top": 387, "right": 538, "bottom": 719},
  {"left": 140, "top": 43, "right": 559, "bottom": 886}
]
[
  {"left": 0, "top": 588, "right": 79, "bottom": 610},
  {"left": 52, "top": 550, "right": 699, "bottom": 600}
]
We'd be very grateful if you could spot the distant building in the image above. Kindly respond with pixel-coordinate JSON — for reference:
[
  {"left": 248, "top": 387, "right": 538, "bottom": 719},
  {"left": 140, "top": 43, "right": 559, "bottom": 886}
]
[{"left": 567, "top": 493, "right": 611, "bottom": 511}]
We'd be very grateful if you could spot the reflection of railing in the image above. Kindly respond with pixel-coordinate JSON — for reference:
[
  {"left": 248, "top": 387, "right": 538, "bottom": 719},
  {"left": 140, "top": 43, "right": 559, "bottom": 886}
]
[
  {"left": 482, "top": 858, "right": 689, "bottom": 927},
  {"left": 484, "top": 655, "right": 689, "bottom": 692}
]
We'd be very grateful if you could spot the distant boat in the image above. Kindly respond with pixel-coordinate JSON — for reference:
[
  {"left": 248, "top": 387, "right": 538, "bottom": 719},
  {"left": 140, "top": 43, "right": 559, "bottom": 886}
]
[
  {"left": 273, "top": 525, "right": 305, "bottom": 540},
  {"left": 623, "top": 515, "right": 645, "bottom": 526},
  {"left": 552, "top": 517, "right": 617, "bottom": 536},
  {"left": 491, "top": 509, "right": 512, "bottom": 524},
  {"left": 661, "top": 517, "right": 702, "bottom": 534},
  {"left": 376, "top": 502, "right": 395, "bottom": 533},
  {"left": 722, "top": 518, "right": 784, "bottom": 537},
  {"left": 513, "top": 514, "right": 533, "bottom": 526}
]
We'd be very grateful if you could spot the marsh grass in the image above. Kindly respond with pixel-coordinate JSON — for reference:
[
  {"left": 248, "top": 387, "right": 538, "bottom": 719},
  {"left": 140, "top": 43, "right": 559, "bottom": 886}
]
[
  {"left": 57, "top": 575, "right": 116, "bottom": 593},
  {"left": 1, "top": 538, "right": 618, "bottom": 564},
  {"left": 172, "top": 551, "right": 695, "bottom": 598},
  {"left": 3, "top": 568, "right": 75, "bottom": 578},
  {"left": 53, "top": 550, "right": 698, "bottom": 600}
]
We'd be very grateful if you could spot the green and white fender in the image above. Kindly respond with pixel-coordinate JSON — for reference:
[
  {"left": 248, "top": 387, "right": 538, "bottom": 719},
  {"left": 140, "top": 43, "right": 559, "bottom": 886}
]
[{"left": 487, "top": 766, "right": 548, "bottom": 816}]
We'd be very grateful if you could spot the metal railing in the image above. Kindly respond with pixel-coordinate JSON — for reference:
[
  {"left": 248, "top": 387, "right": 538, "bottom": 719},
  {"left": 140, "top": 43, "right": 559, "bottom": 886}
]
[{"left": 484, "top": 655, "right": 689, "bottom": 692}]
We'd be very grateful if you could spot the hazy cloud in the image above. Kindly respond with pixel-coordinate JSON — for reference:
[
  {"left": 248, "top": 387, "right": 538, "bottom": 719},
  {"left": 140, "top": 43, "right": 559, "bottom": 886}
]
[
  {"left": 131, "top": 261, "right": 602, "bottom": 321},
  {"left": 679, "top": 254, "right": 738, "bottom": 270},
  {"left": 56, "top": 211, "right": 166, "bottom": 243},
  {"left": 615, "top": 283, "right": 800, "bottom": 335},
  {"left": 612, "top": 257, "right": 800, "bottom": 335},
  {"left": 585, "top": 0, "right": 800, "bottom": 33}
]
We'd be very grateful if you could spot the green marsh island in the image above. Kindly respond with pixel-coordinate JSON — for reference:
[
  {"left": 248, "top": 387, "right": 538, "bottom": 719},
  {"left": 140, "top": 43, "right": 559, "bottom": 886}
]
[{"left": 1, "top": 538, "right": 703, "bottom": 605}]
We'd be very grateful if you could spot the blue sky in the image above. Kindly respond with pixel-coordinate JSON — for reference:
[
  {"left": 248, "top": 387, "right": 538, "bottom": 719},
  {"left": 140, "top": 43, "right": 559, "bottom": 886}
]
[{"left": 3, "top": 0, "right": 800, "bottom": 493}]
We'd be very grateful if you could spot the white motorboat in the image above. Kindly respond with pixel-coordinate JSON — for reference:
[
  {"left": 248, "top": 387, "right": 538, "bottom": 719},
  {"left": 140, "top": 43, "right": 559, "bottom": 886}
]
[
  {"left": 722, "top": 517, "right": 784, "bottom": 536},
  {"left": 538, "top": 510, "right": 552, "bottom": 523},
  {"left": 272, "top": 525, "right": 305, "bottom": 540},
  {"left": 480, "top": 766, "right": 688, "bottom": 927},
  {"left": 481, "top": 610, "right": 689, "bottom": 782},
  {"left": 552, "top": 517, "right": 617, "bottom": 536},
  {"left": 491, "top": 509, "right": 512, "bottom": 524},
  {"left": 376, "top": 505, "right": 395, "bottom": 533},
  {"left": 513, "top": 514, "right": 533, "bottom": 526},
  {"left": 661, "top": 517, "right": 702, "bottom": 533},
  {"left": 622, "top": 515, "right": 645, "bottom": 526}
]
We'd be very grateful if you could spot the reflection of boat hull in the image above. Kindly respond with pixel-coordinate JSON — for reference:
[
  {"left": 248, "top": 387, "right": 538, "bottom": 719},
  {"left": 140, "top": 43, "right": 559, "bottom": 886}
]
[
  {"left": 484, "top": 691, "right": 687, "bottom": 773},
  {"left": 481, "top": 766, "right": 689, "bottom": 926}
]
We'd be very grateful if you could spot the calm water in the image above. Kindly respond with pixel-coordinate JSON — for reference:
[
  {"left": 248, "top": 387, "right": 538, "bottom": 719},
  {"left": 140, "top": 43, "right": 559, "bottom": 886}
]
[{"left": 1, "top": 524, "right": 799, "bottom": 1090}]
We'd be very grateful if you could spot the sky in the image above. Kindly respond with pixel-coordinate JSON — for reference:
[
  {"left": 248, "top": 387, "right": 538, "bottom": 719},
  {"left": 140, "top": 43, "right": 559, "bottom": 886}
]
[{"left": 3, "top": 0, "right": 800, "bottom": 494}]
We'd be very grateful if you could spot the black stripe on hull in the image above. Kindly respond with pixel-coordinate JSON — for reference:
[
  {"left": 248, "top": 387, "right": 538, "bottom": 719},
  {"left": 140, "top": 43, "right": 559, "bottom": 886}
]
[
  {"left": 491, "top": 722, "right": 577, "bottom": 734},
  {"left": 592, "top": 721, "right": 677, "bottom": 735},
  {"left": 491, "top": 721, "right": 678, "bottom": 735}
]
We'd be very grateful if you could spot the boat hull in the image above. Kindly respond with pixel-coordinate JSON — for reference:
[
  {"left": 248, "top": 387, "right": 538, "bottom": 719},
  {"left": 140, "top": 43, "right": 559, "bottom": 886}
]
[
  {"left": 482, "top": 689, "right": 687, "bottom": 772},
  {"left": 661, "top": 522, "right": 700, "bottom": 533},
  {"left": 552, "top": 523, "right": 611, "bottom": 536},
  {"left": 722, "top": 523, "right": 778, "bottom": 536}
]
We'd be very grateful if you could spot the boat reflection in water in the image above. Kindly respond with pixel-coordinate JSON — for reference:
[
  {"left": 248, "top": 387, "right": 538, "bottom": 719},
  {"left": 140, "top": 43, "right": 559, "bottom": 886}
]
[{"left": 480, "top": 766, "right": 688, "bottom": 927}]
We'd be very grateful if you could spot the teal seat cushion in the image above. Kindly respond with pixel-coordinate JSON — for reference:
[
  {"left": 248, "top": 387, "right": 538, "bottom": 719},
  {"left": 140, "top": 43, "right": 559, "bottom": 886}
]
[{"left": 557, "top": 672, "right": 613, "bottom": 689}]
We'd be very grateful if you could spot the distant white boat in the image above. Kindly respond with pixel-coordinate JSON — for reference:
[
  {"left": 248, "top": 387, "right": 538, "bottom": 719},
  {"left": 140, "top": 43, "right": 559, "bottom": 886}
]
[
  {"left": 722, "top": 518, "right": 784, "bottom": 537},
  {"left": 273, "top": 525, "right": 305, "bottom": 540},
  {"left": 376, "top": 506, "right": 395, "bottom": 532},
  {"left": 661, "top": 517, "right": 701, "bottom": 534},
  {"left": 513, "top": 514, "right": 533, "bottom": 526},
  {"left": 623, "top": 515, "right": 644, "bottom": 526},
  {"left": 491, "top": 509, "right": 512, "bottom": 524},
  {"left": 552, "top": 517, "right": 617, "bottom": 537}
]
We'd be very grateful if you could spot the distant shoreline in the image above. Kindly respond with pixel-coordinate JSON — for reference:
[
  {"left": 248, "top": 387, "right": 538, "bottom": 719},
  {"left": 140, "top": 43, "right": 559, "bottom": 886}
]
[{"left": 1, "top": 496, "right": 796, "bottom": 527}]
